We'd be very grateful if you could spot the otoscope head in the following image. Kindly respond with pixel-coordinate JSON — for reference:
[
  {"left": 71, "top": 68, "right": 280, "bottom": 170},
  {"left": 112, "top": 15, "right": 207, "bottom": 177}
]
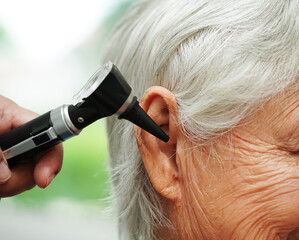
[{"left": 71, "top": 62, "right": 169, "bottom": 143}]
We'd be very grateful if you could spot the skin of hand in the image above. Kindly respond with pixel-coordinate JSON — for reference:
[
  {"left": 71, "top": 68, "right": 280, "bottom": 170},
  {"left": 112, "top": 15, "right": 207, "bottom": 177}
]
[
  {"left": 135, "top": 85, "right": 298, "bottom": 240},
  {"left": 0, "top": 95, "right": 63, "bottom": 198}
]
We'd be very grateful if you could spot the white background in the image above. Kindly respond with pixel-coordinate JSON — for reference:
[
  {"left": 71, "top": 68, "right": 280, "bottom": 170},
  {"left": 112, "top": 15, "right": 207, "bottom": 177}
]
[{"left": 0, "top": 0, "right": 121, "bottom": 112}]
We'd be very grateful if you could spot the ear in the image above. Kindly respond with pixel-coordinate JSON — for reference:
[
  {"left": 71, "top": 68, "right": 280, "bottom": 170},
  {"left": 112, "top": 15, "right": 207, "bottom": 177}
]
[{"left": 134, "top": 86, "right": 181, "bottom": 202}]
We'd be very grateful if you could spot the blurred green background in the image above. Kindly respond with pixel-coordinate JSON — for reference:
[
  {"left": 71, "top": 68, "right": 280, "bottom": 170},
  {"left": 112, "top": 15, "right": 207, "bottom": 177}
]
[{"left": 14, "top": 120, "right": 110, "bottom": 205}]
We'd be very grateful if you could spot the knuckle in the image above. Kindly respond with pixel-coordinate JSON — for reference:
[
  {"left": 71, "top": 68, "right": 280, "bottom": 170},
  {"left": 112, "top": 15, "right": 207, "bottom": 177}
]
[{"left": 0, "top": 98, "right": 18, "bottom": 129}]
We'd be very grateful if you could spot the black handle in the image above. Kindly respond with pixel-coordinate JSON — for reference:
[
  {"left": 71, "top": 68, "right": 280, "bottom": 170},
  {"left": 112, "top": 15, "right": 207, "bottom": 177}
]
[
  {"left": 0, "top": 112, "right": 63, "bottom": 166},
  {"left": 0, "top": 112, "right": 52, "bottom": 151},
  {"left": 5, "top": 138, "right": 62, "bottom": 166}
]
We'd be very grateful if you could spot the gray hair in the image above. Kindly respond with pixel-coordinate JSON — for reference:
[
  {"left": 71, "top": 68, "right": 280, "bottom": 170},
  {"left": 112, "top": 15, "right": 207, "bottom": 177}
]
[{"left": 103, "top": 0, "right": 299, "bottom": 239}]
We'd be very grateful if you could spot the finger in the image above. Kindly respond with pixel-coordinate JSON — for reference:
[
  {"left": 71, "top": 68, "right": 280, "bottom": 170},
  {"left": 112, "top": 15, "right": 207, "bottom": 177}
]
[
  {"left": 34, "top": 144, "right": 63, "bottom": 189},
  {"left": 0, "top": 95, "right": 37, "bottom": 132},
  {"left": 0, "top": 149, "right": 11, "bottom": 184},
  {"left": 0, "top": 160, "right": 35, "bottom": 198},
  {"left": 11, "top": 103, "right": 38, "bottom": 128}
]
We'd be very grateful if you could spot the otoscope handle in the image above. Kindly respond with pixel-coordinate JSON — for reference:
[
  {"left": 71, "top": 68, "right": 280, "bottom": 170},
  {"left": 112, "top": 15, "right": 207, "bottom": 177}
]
[
  {"left": 0, "top": 112, "right": 52, "bottom": 151},
  {"left": 0, "top": 105, "right": 80, "bottom": 165}
]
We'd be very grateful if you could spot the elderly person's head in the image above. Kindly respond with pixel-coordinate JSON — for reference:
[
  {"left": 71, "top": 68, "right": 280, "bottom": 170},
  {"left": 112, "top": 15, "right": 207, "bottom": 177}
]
[{"left": 104, "top": 0, "right": 299, "bottom": 239}]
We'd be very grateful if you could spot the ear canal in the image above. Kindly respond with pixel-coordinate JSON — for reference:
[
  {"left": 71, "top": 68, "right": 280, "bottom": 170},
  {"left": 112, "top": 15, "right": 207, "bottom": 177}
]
[{"left": 119, "top": 98, "right": 170, "bottom": 142}]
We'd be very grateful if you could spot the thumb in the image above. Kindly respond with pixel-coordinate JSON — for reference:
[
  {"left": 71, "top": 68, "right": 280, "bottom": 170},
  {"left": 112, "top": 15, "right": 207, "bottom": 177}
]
[{"left": 0, "top": 149, "right": 11, "bottom": 184}]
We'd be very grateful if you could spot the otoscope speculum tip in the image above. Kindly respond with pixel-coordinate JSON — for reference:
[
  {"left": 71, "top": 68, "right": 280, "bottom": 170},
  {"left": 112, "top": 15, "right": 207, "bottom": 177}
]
[{"left": 118, "top": 97, "right": 170, "bottom": 143}]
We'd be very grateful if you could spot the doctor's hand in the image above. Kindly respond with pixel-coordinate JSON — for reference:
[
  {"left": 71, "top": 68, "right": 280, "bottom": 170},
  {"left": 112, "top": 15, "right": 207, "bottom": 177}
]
[{"left": 0, "top": 95, "right": 63, "bottom": 198}]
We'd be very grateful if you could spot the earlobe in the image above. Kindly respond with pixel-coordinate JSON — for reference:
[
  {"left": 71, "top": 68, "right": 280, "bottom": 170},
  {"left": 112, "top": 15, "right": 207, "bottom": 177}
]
[{"left": 134, "top": 86, "right": 181, "bottom": 202}]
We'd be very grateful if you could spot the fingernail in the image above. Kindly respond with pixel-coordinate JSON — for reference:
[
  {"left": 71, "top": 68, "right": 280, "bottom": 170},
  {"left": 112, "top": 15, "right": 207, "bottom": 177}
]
[
  {"left": 46, "top": 174, "right": 56, "bottom": 187},
  {"left": 0, "top": 159, "right": 11, "bottom": 184}
]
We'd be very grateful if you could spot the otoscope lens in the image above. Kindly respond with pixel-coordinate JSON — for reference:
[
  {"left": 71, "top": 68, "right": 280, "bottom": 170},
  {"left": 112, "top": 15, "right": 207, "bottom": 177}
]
[{"left": 72, "top": 61, "right": 113, "bottom": 104}]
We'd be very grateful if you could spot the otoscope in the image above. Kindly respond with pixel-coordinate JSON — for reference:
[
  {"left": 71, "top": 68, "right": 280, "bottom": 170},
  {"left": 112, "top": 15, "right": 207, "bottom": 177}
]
[{"left": 0, "top": 62, "right": 169, "bottom": 165}]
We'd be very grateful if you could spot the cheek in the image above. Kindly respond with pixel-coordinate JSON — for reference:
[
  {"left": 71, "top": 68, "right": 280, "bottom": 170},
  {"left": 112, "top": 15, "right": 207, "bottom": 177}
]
[
  {"left": 280, "top": 168, "right": 299, "bottom": 224},
  {"left": 222, "top": 154, "right": 299, "bottom": 232}
]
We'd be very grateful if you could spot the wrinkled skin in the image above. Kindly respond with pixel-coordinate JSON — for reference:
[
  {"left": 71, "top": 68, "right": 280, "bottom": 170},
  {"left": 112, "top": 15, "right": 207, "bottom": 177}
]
[
  {"left": 135, "top": 86, "right": 298, "bottom": 240},
  {"left": 174, "top": 88, "right": 299, "bottom": 239}
]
